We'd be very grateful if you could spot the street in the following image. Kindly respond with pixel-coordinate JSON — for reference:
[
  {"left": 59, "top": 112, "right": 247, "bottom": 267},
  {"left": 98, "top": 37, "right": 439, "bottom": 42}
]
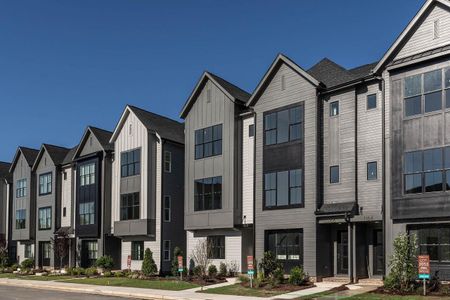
[{"left": 0, "top": 285, "right": 131, "bottom": 300}]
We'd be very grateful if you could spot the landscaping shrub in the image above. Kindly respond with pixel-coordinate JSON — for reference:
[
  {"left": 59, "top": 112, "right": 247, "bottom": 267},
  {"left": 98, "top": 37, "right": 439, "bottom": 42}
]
[
  {"left": 193, "top": 265, "right": 203, "bottom": 277},
  {"left": 259, "top": 251, "right": 282, "bottom": 277},
  {"left": 228, "top": 261, "right": 239, "bottom": 277},
  {"left": 219, "top": 262, "right": 227, "bottom": 277},
  {"left": 208, "top": 264, "right": 218, "bottom": 278},
  {"left": 255, "top": 271, "right": 265, "bottom": 288},
  {"left": 114, "top": 271, "right": 124, "bottom": 277},
  {"left": 171, "top": 246, "right": 183, "bottom": 276},
  {"left": 289, "top": 266, "right": 307, "bottom": 285},
  {"left": 96, "top": 256, "right": 114, "bottom": 271},
  {"left": 238, "top": 274, "right": 249, "bottom": 284},
  {"left": 85, "top": 267, "right": 98, "bottom": 277},
  {"left": 142, "top": 248, "right": 158, "bottom": 276},
  {"left": 103, "top": 271, "right": 112, "bottom": 277},
  {"left": 21, "top": 258, "right": 34, "bottom": 270},
  {"left": 272, "top": 267, "right": 285, "bottom": 285},
  {"left": 11, "top": 263, "right": 19, "bottom": 271},
  {"left": 74, "top": 267, "right": 85, "bottom": 276}
]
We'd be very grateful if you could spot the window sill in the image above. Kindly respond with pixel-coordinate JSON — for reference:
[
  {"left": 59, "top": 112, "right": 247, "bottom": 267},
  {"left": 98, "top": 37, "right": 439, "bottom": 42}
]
[
  {"left": 39, "top": 192, "right": 52, "bottom": 196},
  {"left": 263, "top": 204, "right": 304, "bottom": 211}
]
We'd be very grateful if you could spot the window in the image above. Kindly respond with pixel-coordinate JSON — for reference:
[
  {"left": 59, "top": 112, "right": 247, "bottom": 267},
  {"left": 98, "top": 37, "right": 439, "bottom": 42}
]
[
  {"left": 445, "top": 68, "right": 450, "bottom": 108},
  {"left": 266, "top": 230, "right": 303, "bottom": 262},
  {"left": 367, "top": 162, "right": 377, "bottom": 180},
  {"left": 121, "top": 149, "right": 141, "bottom": 177},
  {"left": 249, "top": 124, "right": 255, "bottom": 137},
  {"left": 404, "top": 150, "right": 423, "bottom": 194},
  {"left": 63, "top": 171, "right": 67, "bottom": 180},
  {"left": 264, "top": 106, "right": 303, "bottom": 146},
  {"left": 330, "top": 101, "right": 339, "bottom": 116},
  {"left": 120, "top": 193, "right": 140, "bottom": 220},
  {"left": 367, "top": 94, "right": 377, "bottom": 110},
  {"left": 330, "top": 166, "right": 339, "bottom": 183},
  {"left": 434, "top": 19, "right": 440, "bottom": 39},
  {"left": 38, "top": 207, "right": 52, "bottom": 230},
  {"left": 63, "top": 207, "right": 66, "bottom": 217},
  {"left": 15, "top": 209, "right": 26, "bottom": 229},
  {"left": 264, "top": 169, "right": 303, "bottom": 209},
  {"left": 164, "top": 151, "right": 172, "bottom": 173},
  {"left": 16, "top": 179, "right": 27, "bottom": 198},
  {"left": 43, "top": 242, "right": 51, "bottom": 259},
  {"left": 194, "top": 176, "right": 222, "bottom": 211},
  {"left": 80, "top": 163, "right": 95, "bottom": 186},
  {"left": 80, "top": 202, "right": 95, "bottom": 225},
  {"left": 86, "top": 241, "right": 98, "bottom": 265},
  {"left": 207, "top": 236, "right": 225, "bottom": 259},
  {"left": 163, "top": 196, "right": 171, "bottom": 222},
  {"left": 163, "top": 240, "right": 171, "bottom": 261},
  {"left": 24, "top": 244, "right": 32, "bottom": 259},
  {"left": 410, "top": 226, "right": 450, "bottom": 262},
  {"left": 195, "top": 124, "right": 222, "bottom": 159},
  {"left": 131, "top": 241, "right": 144, "bottom": 260},
  {"left": 424, "top": 70, "right": 442, "bottom": 113},
  {"left": 39, "top": 173, "right": 52, "bottom": 195}
]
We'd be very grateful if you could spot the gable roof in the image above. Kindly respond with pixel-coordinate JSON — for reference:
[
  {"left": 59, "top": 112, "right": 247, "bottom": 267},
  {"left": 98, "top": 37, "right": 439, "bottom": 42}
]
[
  {"left": 0, "top": 161, "right": 12, "bottom": 183},
  {"left": 180, "top": 71, "right": 250, "bottom": 119},
  {"left": 62, "top": 146, "right": 78, "bottom": 166},
  {"left": 246, "top": 54, "right": 322, "bottom": 107},
  {"left": 9, "top": 146, "right": 39, "bottom": 173},
  {"left": 32, "top": 144, "right": 71, "bottom": 171},
  {"left": 373, "top": 0, "right": 450, "bottom": 74},
  {"left": 110, "top": 105, "right": 185, "bottom": 144},
  {"left": 72, "top": 126, "right": 113, "bottom": 160}
]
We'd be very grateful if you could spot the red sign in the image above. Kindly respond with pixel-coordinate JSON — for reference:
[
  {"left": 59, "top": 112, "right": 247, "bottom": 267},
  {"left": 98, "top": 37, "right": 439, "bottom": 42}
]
[
  {"left": 418, "top": 255, "right": 430, "bottom": 275},
  {"left": 177, "top": 256, "right": 183, "bottom": 268},
  {"left": 247, "top": 256, "right": 254, "bottom": 270},
  {"left": 127, "top": 255, "right": 132, "bottom": 269}
]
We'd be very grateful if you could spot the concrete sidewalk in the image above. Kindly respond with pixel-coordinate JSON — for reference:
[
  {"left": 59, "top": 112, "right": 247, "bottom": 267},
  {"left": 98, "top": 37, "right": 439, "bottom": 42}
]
[{"left": 274, "top": 282, "right": 343, "bottom": 299}]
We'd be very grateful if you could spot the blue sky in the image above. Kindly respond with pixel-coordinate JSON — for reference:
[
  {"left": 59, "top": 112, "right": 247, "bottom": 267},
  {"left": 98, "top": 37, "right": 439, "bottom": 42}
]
[{"left": 0, "top": 0, "right": 424, "bottom": 162}]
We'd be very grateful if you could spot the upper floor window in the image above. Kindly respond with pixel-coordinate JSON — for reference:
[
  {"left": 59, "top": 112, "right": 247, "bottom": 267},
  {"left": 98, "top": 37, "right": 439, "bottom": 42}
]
[
  {"left": 249, "top": 124, "right": 255, "bottom": 137},
  {"left": 264, "top": 168, "right": 303, "bottom": 209},
  {"left": 163, "top": 240, "right": 171, "bottom": 261},
  {"left": 16, "top": 179, "right": 27, "bottom": 198},
  {"left": 39, "top": 173, "right": 52, "bottom": 195},
  {"left": 80, "top": 163, "right": 95, "bottom": 186},
  {"left": 15, "top": 209, "right": 26, "bottom": 229},
  {"left": 367, "top": 94, "right": 377, "bottom": 110},
  {"left": 121, "top": 149, "right": 141, "bottom": 177},
  {"left": 445, "top": 68, "right": 450, "bottom": 108},
  {"left": 38, "top": 207, "right": 52, "bottom": 230},
  {"left": 367, "top": 162, "right": 378, "bottom": 180},
  {"left": 207, "top": 235, "right": 225, "bottom": 259},
  {"left": 264, "top": 105, "right": 303, "bottom": 146},
  {"left": 120, "top": 192, "right": 140, "bottom": 220},
  {"left": 330, "top": 165, "right": 340, "bottom": 183},
  {"left": 194, "top": 176, "right": 222, "bottom": 211},
  {"left": 80, "top": 202, "right": 95, "bottom": 225},
  {"left": 163, "top": 195, "right": 171, "bottom": 222},
  {"left": 195, "top": 124, "right": 222, "bottom": 159},
  {"left": 164, "top": 151, "right": 172, "bottom": 173},
  {"left": 330, "top": 101, "right": 339, "bottom": 116}
]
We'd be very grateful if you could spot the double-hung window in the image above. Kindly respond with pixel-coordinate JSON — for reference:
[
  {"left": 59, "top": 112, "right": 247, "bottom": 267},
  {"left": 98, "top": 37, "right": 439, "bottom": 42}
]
[
  {"left": 194, "top": 176, "right": 222, "bottom": 211},
  {"left": 195, "top": 124, "right": 222, "bottom": 159},
  {"left": 86, "top": 241, "right": 98, "bottom": 266},
  {"left": 264, "top": 169, "right": 303, "bottom": 209},
  {"left": 80, "top": 163, "right": 95, "bottom": 186},
  {"left": 131, "top": 241, "right": 144, "bottom": 260},
  {"left": 39, "top": 173, "right": 52, "bottom": 195},
  {"left": 207, "top": 236, "right": 225, "bottom": 259},
  {"left": 15, "top": 209, "right": 26, "bottom": 229},
  {"left": 163, "top": 195, "right": 171, "bottom": 222},
  {"left": 163, "top": 240, "right": 171, "bottom": 261},
  {"left": 424, "top": 69, "right": 442, "bottom": 113},
  {"left": 38, "top": 207, "right": 52, "bottom": 230},
  {"left": 121, "top": 149, "right": 141, "bottom": 177},
  {"left": 120, "top": 192, "right": 140, "bottom": 220},
  {"left": 16, "top": 179, "right": 27, "bottom": 198},
  {"left": 79, "top": 202, "right": 95, "bottom": 225},
  {"left": 164, "top": 151, "right": 172, "bottom": 173},
  {"left": 264, "top": 106, "right": 303, "bottom": 146}
]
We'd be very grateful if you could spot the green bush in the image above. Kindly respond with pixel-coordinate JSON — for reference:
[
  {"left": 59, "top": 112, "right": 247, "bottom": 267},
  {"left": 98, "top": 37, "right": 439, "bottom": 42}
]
[
  {"left": 74, "top": 267, "right": 85, "bottom": 276},
  {"left": 142, "top": 248, "right": 157, "bottom": 276},
  {"left": 238, "top": 274, "right": 249, "bottom": 284},
  {"left": 208, "top": 264, "right": 218, "bottom": 278},
  {"left": 21, "top": 259, "right": 34, "bottom": 270},
  {"left": 85, "top": 267, "right": 98, "bottom": 277},
  {"left": 171, "top": 247, "right": 184, "bottom": 276},
  {"left": 11, "top": 263, "right": 20, "bottom": 271},
  {"left": 272, "top": 267, "right": 285, "bottom": 285},
  {"left": 96, "top": 256, "right": 114, "bottom": 271},
  {"left": 259, "top": 251, "right": 282, "bottom": 277},
  {"left": 114, "top": 271, "right": 124, "bottom": 277},
  {"left": 255, "top": 271, "right": 265, "bottom": 288},
  {"left": 219, "top": 262, "right": 227, "bottom": 277},
  {"left": 103, "top": 271, "right": 112, "bottom": 277},
  {"left": 193, "top": 265, "right": 203, "bottom": 277},
  {"left": 289, "top": 266, "right": 307, "bottom": 285}
]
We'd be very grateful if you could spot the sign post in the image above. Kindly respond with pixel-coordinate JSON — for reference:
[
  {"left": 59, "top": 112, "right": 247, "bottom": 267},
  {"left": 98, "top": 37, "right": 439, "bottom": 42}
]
[
  {"left": 418, "top": 255, "right": 430, "bottom": 296},
  {"left": 178, "top": 256, "right": 184, "bottom": 280},
  {"left": 127, "top": 255, "right": 131, "bottom": 271},
  {"left": 247, "top": 256, "right": 254, "bottom": 288}
]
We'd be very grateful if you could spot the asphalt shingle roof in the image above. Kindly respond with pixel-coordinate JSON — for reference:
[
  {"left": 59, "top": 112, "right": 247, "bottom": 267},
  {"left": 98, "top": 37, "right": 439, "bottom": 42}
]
[
  {"left": 62, "top": 146, "right": 78, "bottom": 165},
  {"left": 20, "top": 147, "right": 39, "bottom": 166},
  {"left": 207, "top": 72, "right": 251, "bottom": 103},
  {"left": 0, "top": 161, "right": 12, "bottom": 182},
  {"left": 316, "top": 202, "right": 357, "bottom": 215},
  {"left": 89, "top": 126, "right": 114, "bottom": 151},
  {"left": 44, "top": 144, "right": 72, "bottom": 165}
]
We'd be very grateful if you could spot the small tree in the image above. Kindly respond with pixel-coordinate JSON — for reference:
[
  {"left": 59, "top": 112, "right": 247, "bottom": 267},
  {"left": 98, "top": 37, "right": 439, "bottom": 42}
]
[
  {"left": 96, "top": 255, "right": 114, "bottom": 271},
  {"left": 142, "top": 248, "right": 157, "bottom": 276},
  {"left": 190, "top": 239, "right": 211, "bottom": 277},
  {"left": 259, "top": 251, "right": 282, "bottom": 277},
  {"left": 171, "top": 246, "right": 183, "bottom": 276},
  {"left": 50, "top": 231, "right": 70, "bottom": 271},
  {"left": 384, "top": 233, "right": 418, "bottom": 292},
  {"left": 0, "top": 238, "right": 8, "bottom": 267}
]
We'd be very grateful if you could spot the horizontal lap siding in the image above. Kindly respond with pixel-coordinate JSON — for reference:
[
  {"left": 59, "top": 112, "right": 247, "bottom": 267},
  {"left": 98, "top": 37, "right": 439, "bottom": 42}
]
[
  {"left": 242, "top": 116, "right": 254, "bottom": 224},
  {"left": 61, "top": 167, "right": 72, "bottom": 228}
]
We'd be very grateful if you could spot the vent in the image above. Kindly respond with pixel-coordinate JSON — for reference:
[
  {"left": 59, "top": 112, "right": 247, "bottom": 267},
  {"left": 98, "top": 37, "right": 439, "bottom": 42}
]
[
  {"left": 434, "top": 19, "right": 440, "bottom": 39},
  {"left": 281, "top": 74, "right": 286, "bottom": 91},
  {"left": 206, "top": 89, "right": 212, "bottom": 103},
  {"left": 129, "top": 124, "right": 132, "bottom": 135}
]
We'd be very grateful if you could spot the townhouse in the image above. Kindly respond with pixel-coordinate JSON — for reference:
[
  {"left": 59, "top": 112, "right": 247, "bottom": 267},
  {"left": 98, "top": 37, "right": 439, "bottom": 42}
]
[
  {"left": 110, "top": 105, "right": 185, "bottom": 274},
  {"left": 0, "top": 161, "right": 15, "bottom": 263}
]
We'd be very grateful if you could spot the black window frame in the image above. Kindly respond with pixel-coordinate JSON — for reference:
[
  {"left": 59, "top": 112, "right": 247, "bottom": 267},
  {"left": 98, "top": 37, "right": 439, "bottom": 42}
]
[
  {"left": 24, "top": 244, "right": 32, "bottom": 259},
  {"left": 207, "top": 236, "right": 225, "bottom": 259},
  {"left": 131, "top": 241, "right": 144, "bottom": 260},
  {"left": 367, "top": 161, "right": 378, "bottom": 180},
  {"left": 16, "top": 178, "right": 27, "bottom": 198},
  {"left": 163, "top": 240, "right": 171, "bottom": 261},
  {"left": 79, "top": 201, "right": 95, "bottom": 225},
  {"left": 409, "top": 225, "right": 450, "bottom": 263},
  {"left": 263, "top": 168, "right": 304, "bottom": 210},
  {"left": 120, "top": 148, "right": 141, "bottom": 178},
  {"left": 367, "top": 94, "right": 377, "bottom": 110},
  {"left": 39, "top": 172, "right": 52, "bottom": 196},
  {"left": 163, "top": 195, "right": 171, "bottom": 222},
  {"left": 330, "top": 165, "right": 340, "bottom": 184},
  {"left": 120, "top": 192, "right": 140, "bottom": 220},
  {"left": 263, "top": 105, "right": 303, "bottom": 146},
  {"left": 249, "top": 124, "right": 255, "bottom": 137},
  {"left": 265, "top": 229, "right": 303, "bottom": 265},
  {"left": 194, "top": 176, "right": 222, "bottom": 211},
  {"left": 15, "top": 209, "right": 26, "bottom": 229},
  {"left": 330, "top": 101, "right": 339, "bottom": 116},
  {"left": 164, "top": 151, "right": 172, "bottom": 173},
  {"left": 80, "top": 162, "right": 96, "bottom": 186},
  {"left": 195, "top": 124, "right": 223, "bottom": 159},
  {"left": 86, "top": 240, "right": 98, "bottom": 265},
  {"left": 38, "top": 206, "right": 52, "bottom": 230}
]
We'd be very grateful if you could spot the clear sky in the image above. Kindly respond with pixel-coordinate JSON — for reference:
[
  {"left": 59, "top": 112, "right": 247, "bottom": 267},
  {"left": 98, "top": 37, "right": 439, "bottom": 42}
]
[{"left": 0, "top": 0, "right": 424, "bottom": 162}]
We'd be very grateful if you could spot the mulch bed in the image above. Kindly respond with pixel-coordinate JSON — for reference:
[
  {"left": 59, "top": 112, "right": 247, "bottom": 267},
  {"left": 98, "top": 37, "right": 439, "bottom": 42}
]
[
  {"left": 373, "top": 285, "right": 450, "bottom": 297},
  {"left": 186, "top": 276, "right": 227, "bottom": 286},
  {"left": 240, "top": 281, "right": 315, "bottom": 292}
]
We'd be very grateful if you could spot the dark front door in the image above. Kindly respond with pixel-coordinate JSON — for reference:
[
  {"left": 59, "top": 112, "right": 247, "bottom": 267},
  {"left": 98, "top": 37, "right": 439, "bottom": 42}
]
[
  {"left": 373, "top": 229, "right": 384, "bottom": 275},
  {"left": 39, "top": 242, "right": 51, "bottom": 268},
  {"left": 337, "top": 231, "right": 348, "bottom": 275}
]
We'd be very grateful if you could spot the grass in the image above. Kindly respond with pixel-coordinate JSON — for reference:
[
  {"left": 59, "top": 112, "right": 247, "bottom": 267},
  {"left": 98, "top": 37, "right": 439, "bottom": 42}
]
[
  {"left": 63, "top": 277, "right": 199, "bottom": 291},
  {"left": 0, "top": 273, "right": 17, "bottom": 279},
  {"left": 199, "top": 283, "right": 289, "bottom": 298},
  {"left": 296, "top": 290, "right": 337, "bottom": 299},
  {"left": 344, "top": 293, "right": 450, "bottom": 300},
  {"left": 0, "top": 273, "right": 74, "bottom": 281}
]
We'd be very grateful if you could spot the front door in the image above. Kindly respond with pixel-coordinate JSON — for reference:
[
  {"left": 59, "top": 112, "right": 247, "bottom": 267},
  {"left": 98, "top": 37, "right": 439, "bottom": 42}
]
[
  {"left": 337, "top": 231, "right": 348, "bottom": 275},
  {"left": 39, "top": 242, "right": 51, "bottom": 268},
  {"left": 373, "top": 229, "right": 384, "bottom": 275}
]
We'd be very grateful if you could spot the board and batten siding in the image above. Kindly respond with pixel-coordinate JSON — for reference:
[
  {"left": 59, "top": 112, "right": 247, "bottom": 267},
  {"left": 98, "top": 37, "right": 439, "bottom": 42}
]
[
  {"left": 60, "top": 166, "right": 72, "bottom": 228},
  {"left": 242, "top": 116, "right": 254, "bottom": 225},
  {"left": 396, "top": 2, "right": 450, "bottom": 60},
  {"left": 253, "top": 62, "right": 318, "bottom": 276},
  {"left": 12, "top": 154, "right": 33, "bottom": 241},
  {"left": 184, "top": 79, "right": 236, "bottom": 230}
]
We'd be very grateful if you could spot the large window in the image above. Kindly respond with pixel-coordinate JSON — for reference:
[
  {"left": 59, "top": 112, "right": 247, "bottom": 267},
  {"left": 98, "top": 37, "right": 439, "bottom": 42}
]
[
  {"left": 24, "top": 244, "right": 32, "bottom": 259},
  {"left": 15, "top": 209, "right": 26, "bottom": 229},
  {"left": 195, "top": 124, "right": 222, "bottom": 159},
  {"left": 121, "top": 149, "right": 141, "bottom": 177},
  {"left": 80, "top": 202, "right": 95, "bottom": 225},
  {"left": 38, "top": 207, "right": 52, "bottom": 230},
  {"left": 266, "top": 230, "right": 303, "bottom": 263},
  {"left": 207, "top": 236, "right": 225, "bottom": 259},
  {"left": 120, "top": 193, "right": 140, "bottom": 220},
  {"left": 16, "top": 179, "right": 27, "bottom": 198},
  {"left": 164, "top": 151, "right": 172, "bottom": 173},
  {"left": 80, "top": 163, "right": 95, "bottom": 186},
  {"left": 264, "top": 169, "right": 303, "bottom": 209},
  {"left": 410, "top": 226, "right": 450, "bottom": 263},
  {"left": 39, "top": 173, "right": 52, "bottom": 195},
  {"left": 163, "top": 240, "right": 171, "bottom": 261},
  {"left": 264, "top": 106, "right": 303, "bottom": 145},
  {"left": 131, "top": 241, "right": 144, "bottom": 260},
  {"left": 86, "top": 241, "right": 98, "bottom": 266},
  {"left": 194, "top": 176, "right": 222, "bottom": 211},
  {"left": 163, "top": 195, "right": 171, "bottom": 222}
]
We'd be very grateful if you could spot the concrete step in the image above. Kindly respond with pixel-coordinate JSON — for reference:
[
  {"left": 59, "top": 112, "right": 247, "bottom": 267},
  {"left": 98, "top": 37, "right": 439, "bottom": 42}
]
[
  {"left": 357, "top": 278, "right": 383, "bottom": 286},
  {"left": 321, "top": 276, "right": 351, "bottom": 284}
]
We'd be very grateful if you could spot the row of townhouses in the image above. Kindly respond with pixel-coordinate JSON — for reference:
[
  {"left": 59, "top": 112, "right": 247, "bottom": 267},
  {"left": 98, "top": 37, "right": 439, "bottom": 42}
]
[{"left": 1, "top": 0, "right": 450, "bottom": 282}]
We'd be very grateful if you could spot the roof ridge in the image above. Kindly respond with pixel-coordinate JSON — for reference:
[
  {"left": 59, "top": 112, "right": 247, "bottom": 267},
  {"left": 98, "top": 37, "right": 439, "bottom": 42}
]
[
  {"left": 128, "top": 105, "right": 183, "bottom": 125},
  {"left": 206, "top": 71, "right": 251, "bottom": 96},
  {"left": 19, "top": 146, "right": 39, "bottom": 151},
  {"left": 43, "top": 143, "right": 71, "bottom": 150},
  {"left": 89, "top": 126, "right": 113, "bottom": 134}
]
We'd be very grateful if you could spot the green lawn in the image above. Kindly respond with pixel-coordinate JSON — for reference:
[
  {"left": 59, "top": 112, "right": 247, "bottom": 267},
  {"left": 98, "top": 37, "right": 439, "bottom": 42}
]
[
  {"left": 199, "top": 283, "right": 291, "bottom": 298},
  {"left": 0, "top": 273, "right": 74, "bottom": 281},
  {"left": 344, "top": 293, "right": 450, "bottom": 300},
  {"left": 296, "top": 290, "right": 337, "bottom": 299},
  {"left": 63, "top": 277, "right": 199, "bottom": 291},
  {"left": 0, "top": 273, "right": 17, "bottom": 279}
]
